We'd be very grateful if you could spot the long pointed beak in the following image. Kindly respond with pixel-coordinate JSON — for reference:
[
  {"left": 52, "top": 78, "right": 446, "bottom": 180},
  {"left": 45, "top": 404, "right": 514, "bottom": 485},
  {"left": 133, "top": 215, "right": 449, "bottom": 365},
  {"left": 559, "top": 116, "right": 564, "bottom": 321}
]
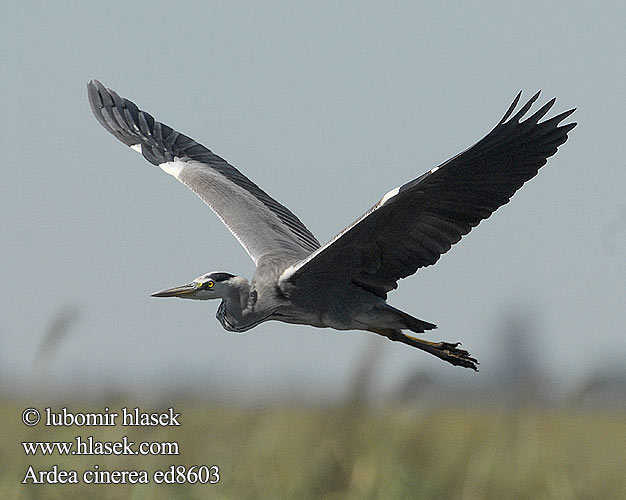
[{"left": 151, "top": 282, "right": 197, "bottom": 298}]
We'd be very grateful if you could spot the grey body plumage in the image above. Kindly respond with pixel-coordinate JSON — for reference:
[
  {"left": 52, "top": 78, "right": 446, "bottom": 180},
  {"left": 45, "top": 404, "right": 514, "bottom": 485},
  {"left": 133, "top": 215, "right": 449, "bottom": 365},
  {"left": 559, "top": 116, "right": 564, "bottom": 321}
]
[{"left": 88, "top": 80, "right": 576, "bottom": 370}]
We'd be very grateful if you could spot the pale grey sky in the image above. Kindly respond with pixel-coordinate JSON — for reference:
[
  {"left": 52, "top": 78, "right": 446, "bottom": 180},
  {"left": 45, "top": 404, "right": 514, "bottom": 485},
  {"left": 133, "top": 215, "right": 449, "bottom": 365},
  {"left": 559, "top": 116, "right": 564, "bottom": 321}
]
[{"left": 2, "top": 1, "right": 625, "bottom": 397}]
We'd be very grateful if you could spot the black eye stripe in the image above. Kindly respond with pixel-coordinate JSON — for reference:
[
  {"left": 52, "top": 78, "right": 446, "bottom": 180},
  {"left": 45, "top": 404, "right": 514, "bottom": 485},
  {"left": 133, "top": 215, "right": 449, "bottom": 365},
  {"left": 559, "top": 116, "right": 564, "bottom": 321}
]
[{"left": 208, "top": 272, "right": 235, "bottom": 282}]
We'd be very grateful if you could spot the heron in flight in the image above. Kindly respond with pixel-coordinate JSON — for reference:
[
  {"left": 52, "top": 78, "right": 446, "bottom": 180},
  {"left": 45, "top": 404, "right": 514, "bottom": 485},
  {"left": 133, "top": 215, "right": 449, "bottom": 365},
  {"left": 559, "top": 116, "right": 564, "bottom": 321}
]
[{"left": 88, "top": 80, "right": 576, "bottom": 370}]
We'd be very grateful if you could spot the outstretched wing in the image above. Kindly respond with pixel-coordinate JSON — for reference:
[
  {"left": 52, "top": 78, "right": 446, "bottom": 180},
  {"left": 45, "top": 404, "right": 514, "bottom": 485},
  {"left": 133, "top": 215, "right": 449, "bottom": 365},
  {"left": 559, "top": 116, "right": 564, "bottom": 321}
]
[
  {"left": 87, "top": 80, "right": 320, "bottom": 265},
  {"left": 282, "top": 92, "right": 576, "bottom": 298}
]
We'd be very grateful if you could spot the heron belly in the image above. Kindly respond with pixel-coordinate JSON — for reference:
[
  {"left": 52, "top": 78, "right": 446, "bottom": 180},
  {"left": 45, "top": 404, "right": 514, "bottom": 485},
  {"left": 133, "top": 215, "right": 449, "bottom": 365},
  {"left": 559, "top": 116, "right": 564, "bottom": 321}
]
[{"left": 271, "top": 308, "right": 327, "bottom": 329}]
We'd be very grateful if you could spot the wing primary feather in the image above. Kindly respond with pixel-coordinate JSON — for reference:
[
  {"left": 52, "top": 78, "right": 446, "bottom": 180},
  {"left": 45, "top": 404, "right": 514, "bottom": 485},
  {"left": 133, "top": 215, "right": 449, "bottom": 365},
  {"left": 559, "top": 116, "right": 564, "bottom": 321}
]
[
  {"left": 526, "top": 97, "right": 557, "bottom": 124},
  {"left": 498, "top": 90, "right": 523, "bottom": 124},
  {"left": 538, "top": 108, "right": 577, "bottom": 128},
  {"left": 510, "top": 90, "right": 542, "bottom": 122}
]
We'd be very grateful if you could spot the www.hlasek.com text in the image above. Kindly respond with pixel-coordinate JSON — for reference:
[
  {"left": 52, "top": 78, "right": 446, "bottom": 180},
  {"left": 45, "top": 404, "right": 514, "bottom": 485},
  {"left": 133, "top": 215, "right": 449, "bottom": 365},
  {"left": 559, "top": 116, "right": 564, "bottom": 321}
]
[{"left": 23, "top": 435, "right": 179, "bottom": 456}]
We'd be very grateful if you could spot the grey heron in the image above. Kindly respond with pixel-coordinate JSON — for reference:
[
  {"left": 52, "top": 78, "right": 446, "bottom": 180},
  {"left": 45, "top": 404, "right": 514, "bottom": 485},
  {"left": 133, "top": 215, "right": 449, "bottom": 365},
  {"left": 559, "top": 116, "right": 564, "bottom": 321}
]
[{"left": 87, "top": 80, "right": 576, "bottom": 370}]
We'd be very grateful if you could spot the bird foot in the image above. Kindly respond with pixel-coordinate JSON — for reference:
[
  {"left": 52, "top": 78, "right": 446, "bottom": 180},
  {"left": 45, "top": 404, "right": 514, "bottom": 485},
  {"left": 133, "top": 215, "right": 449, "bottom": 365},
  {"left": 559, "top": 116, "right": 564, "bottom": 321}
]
[
  {"left": 401, "top": 333, "right": 479, "bottom": 371},
  {"left": 433, "top": 341, "right": 479, "bottom": 371}
]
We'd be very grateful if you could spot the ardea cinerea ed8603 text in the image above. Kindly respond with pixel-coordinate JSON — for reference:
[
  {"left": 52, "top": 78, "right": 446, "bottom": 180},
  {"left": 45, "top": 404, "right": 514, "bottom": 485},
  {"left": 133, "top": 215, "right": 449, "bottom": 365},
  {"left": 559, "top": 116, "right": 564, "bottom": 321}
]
[{"left": 88, "top": 80, "right": 576, "bottom": 370}]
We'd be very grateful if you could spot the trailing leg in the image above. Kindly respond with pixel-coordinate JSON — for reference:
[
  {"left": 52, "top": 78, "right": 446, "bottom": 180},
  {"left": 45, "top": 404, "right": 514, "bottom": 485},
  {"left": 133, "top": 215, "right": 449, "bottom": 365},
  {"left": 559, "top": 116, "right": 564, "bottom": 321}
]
[{"left": 369, "top": 328, "right": 479, "bottom": 370}]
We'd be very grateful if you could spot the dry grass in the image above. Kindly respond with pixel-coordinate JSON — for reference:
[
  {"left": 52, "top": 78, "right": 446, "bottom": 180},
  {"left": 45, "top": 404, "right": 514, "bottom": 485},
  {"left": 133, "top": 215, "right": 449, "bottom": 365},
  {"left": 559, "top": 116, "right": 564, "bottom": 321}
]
[{"left": 3, "top": 396, "right": 626, "bottom": 500}]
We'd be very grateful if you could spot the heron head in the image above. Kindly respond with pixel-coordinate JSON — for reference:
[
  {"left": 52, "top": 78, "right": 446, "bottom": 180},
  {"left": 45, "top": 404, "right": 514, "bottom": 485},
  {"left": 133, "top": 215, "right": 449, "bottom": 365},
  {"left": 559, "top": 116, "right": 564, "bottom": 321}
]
[{"left": 151, "top": 272, "right": 237, "bottom": 300}]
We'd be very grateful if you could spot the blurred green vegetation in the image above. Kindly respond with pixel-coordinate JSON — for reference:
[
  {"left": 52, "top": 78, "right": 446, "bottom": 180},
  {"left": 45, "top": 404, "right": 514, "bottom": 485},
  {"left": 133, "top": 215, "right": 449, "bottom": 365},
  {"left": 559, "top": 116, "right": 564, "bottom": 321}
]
[{"left": 3, "top": 396, "right": 626, "bottom": 500}]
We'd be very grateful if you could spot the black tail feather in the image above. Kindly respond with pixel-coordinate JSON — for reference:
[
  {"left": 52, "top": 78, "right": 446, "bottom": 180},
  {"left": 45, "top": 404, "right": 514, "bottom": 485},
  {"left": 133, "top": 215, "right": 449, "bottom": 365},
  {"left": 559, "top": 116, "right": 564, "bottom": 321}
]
[{"left": 392, "top": 307, "right": 437, "bottom": 333}]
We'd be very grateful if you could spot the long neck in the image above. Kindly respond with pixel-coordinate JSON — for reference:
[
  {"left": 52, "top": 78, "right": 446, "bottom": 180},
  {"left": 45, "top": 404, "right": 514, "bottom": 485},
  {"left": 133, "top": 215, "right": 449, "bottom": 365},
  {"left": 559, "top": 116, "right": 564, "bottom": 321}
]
[{"left": 216, "top": 277, "right": 257, "bottom": 332}]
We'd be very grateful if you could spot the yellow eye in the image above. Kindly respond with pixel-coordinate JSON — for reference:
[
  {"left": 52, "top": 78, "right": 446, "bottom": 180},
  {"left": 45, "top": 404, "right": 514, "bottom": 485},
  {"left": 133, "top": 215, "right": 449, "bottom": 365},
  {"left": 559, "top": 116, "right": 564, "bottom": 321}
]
[{"left": 207, "top": 280, "right": 214, "bottom": 288}]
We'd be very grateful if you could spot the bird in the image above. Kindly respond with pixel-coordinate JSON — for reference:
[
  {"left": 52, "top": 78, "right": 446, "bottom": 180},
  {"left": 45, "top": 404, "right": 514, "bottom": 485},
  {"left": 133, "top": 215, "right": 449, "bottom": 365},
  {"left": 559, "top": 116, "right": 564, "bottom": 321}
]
[{"left": 87, "top": 80, "right": 576, "bottom": 370}]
